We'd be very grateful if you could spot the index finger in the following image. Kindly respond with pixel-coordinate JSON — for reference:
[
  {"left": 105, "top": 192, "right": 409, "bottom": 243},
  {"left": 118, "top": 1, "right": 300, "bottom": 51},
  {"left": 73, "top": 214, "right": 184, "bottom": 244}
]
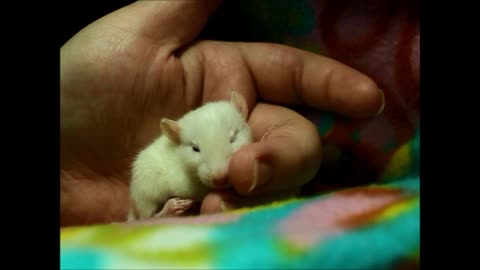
[{"left": 235, "top": 42, "right": 384, "bottom": 118}]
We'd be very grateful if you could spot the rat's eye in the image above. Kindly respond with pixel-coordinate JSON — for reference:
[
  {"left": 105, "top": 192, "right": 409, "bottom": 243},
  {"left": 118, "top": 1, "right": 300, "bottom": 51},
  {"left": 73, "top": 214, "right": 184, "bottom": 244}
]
[
  {"left": 191, "top": 145, "right": 200, "bottom": 153},
  {"left": 230, "top": 129, "right": 239, "bottom": 143}
]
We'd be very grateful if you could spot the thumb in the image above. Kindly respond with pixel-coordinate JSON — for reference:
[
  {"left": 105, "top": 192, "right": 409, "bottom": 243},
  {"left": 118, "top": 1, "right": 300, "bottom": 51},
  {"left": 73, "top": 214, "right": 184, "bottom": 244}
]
[
  {"left": 229, "top": 103, "right": 323, "bottom": 195},
  {"left": 97, "top": 0, "right": 222, "bottom": 52}
]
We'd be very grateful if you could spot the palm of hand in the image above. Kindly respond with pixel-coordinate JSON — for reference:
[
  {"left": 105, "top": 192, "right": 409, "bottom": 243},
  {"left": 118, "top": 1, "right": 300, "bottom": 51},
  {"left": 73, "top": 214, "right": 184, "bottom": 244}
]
[{"left": 61, "top": 19, "right": 256, "bottom": 225}]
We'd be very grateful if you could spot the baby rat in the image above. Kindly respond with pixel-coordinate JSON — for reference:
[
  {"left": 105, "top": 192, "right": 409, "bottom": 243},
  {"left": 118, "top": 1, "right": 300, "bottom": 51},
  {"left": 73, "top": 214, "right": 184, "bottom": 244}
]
[{"left": 128, "top": 91, "right": 252, "bottom": 221}]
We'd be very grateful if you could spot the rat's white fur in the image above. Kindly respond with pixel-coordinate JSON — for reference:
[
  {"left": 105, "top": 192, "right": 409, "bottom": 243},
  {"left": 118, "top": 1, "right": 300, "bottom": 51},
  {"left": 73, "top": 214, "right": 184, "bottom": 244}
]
[{"left": 128, "top": 92, "right": 252, "bottom": 221}]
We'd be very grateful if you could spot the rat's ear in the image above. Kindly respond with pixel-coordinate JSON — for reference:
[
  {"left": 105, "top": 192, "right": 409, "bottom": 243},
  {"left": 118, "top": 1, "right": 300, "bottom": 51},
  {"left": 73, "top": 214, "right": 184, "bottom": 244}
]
[
  {"left": 160, "top": 118, "right": 181, "bottom": 144},
  {"left": 230, "top": 91, "right": 248, "bottom": 120}
]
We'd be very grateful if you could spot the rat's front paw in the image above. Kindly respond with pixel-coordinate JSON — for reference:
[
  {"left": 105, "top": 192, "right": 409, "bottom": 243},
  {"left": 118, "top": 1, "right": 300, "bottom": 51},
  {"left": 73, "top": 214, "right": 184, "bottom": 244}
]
[{"left": 155, "top": 198, "right": 196, "bottom": 217}]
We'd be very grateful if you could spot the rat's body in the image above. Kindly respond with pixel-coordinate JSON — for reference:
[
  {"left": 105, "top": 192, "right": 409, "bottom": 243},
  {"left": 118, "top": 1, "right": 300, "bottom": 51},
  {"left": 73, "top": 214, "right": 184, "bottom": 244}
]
[{"left": 128, "top": 91, "right": 252, "bottom": 221}]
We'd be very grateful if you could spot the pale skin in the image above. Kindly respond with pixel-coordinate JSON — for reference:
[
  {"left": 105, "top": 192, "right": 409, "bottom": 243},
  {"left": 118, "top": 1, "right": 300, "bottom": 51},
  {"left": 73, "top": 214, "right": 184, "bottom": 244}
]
[{"left": 60, "top": 0, "right": 385, "bottom": 226}]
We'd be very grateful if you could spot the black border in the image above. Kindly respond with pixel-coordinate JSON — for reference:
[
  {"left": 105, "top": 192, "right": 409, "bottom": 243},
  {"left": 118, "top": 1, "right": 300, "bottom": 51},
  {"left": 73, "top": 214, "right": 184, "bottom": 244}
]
[
  {"left": 420, "top": 1, "right": 475, "bottom": 269},
  {"left": 7, "top": 1, "right": 135, "bottom": 268},
  {"left": 8, "top": 0, "right": 460, "bottom": 268}
]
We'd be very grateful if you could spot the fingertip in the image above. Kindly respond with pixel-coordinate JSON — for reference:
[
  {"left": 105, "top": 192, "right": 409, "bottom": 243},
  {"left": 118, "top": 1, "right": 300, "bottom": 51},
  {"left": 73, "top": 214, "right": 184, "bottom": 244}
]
[
  {"left": 354, "top": 76, "right": 384, "bottom": 116},
  {"left": 338, "top": 73, "right": 384, "bottom": 118},
  {"left": 200, "top": 193, "right": 223, "bottom": 214},
  {"left": 200, "top": 192, "right": 240, "bottom": 214}
]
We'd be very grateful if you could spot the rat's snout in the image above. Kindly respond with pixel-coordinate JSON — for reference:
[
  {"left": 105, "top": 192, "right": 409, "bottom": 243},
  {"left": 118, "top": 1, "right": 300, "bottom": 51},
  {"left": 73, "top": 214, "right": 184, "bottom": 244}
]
[
  {"left": 200, "top": 166, "right": 230, "bottom": 189},
  {"left": 198, "top": 155, "right": 233, "bottom": 188}
]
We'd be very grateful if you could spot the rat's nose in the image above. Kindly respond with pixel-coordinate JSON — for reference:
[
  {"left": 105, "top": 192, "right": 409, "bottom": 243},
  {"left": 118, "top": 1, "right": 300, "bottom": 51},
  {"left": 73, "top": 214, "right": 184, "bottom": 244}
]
[{"left": 212, "top": 175, "right": 229, "bottom": 187}]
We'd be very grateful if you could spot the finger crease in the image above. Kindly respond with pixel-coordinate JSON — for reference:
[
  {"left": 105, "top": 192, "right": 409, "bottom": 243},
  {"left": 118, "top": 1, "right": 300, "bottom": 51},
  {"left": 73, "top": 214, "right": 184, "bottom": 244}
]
[
  {"left": 238, "top": 46, "right": 260, "bottom": 101},
  {"left": 293, "top": 56, "right": 306, "bottom": 104},
  {"left": 260, "top": 118, "right": 295, "bottom": 141},
  {"left": 323, "top": 67, "right": 335, "bottom": 111}
]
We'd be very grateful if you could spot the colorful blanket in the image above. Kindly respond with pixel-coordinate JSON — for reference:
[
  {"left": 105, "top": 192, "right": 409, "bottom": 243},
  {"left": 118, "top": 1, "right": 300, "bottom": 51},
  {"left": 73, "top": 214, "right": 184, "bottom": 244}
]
[{"left": 61, "top": 0, "right": 420, "bottom": 269}]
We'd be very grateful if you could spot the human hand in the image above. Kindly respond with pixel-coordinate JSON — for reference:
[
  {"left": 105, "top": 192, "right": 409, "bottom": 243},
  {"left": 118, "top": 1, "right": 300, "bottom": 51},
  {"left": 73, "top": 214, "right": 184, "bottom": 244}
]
[{"left": 60, "top": 0, "right": 384, "bottom": 226}]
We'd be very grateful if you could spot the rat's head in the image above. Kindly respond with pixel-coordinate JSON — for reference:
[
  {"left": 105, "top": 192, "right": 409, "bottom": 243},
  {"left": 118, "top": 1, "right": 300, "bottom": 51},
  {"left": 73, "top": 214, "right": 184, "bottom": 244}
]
[{"left": 160, "top": 91, "right": 252, "bottom": 189}]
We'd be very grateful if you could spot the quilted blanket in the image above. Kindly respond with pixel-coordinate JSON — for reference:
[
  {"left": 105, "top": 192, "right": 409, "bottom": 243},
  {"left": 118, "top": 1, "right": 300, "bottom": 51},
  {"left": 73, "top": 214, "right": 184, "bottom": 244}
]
[{"left": 61, "top": 0, "right": 420, "bottom": 269}]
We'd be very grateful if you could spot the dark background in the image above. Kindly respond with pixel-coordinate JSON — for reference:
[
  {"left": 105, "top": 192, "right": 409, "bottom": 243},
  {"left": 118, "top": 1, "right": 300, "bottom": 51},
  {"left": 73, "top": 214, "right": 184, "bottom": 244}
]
[{"left": 60, "top": 1, "right": 135, "bottom": 45}]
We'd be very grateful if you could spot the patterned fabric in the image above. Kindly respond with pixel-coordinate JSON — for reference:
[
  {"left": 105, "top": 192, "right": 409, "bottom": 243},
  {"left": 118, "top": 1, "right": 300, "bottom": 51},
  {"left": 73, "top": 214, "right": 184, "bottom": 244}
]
[{"left": 61, "top": 0, "right": 420, "bottom": 269}]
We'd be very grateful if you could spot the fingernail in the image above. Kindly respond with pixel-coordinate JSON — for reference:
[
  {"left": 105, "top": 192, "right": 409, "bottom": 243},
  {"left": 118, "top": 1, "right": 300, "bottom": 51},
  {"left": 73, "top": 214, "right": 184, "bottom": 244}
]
[
  {"left": 248, "top": 159, "right": 272, "bottom": 193},
  {"left": 220, "top": 200, "right": 236, "bottom": 211},
  {"left": 376, "top": 89, "right": 385, "bottom": 115}
]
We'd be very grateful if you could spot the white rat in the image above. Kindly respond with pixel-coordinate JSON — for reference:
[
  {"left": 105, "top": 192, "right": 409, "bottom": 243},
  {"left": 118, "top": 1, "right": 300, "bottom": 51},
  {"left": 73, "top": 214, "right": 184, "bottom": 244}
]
[{"left": 127, "top": 91, "right": 252, "bottom": 221}]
